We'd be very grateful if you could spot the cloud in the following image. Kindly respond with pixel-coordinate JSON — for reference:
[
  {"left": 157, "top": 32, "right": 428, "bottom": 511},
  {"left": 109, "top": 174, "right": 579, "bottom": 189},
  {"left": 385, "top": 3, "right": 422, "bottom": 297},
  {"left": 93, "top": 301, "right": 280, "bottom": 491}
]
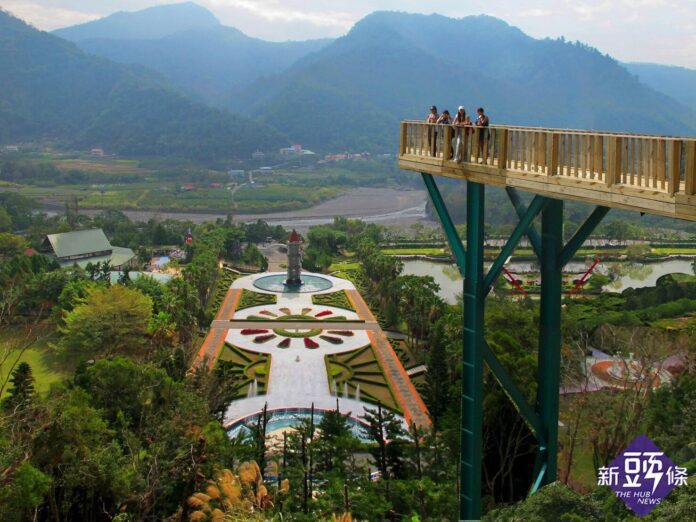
[
  {"left": 208, "top": 0, "right": 353, "bottom": 29},
  {"left": 519, "top": 8, "right": 552, "bottom": 17},
  {"left": 2, "top": 1, "right": 100, "bottom": 29}
]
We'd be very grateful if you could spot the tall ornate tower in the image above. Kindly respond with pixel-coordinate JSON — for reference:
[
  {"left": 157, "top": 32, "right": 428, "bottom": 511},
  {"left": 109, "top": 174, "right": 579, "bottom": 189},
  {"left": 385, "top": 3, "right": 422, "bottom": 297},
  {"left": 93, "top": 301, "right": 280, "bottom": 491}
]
[{"left": 285, "top": 229, "right": 302, "bottom": 286}]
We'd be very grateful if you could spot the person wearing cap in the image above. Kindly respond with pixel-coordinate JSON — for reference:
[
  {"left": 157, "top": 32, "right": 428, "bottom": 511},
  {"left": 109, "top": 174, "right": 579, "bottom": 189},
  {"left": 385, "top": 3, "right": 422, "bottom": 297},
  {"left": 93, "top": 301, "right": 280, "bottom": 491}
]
[
  {"left": 426, "top": 105, "right": 439, "bottom": 156},
  {"left": 453, "top": 106, "right": 467, "bottom": 162}
]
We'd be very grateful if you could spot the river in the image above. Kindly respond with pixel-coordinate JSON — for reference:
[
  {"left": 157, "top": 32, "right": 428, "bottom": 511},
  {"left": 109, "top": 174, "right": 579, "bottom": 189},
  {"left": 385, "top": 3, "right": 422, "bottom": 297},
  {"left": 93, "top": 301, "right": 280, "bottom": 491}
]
[{"left": 401, "top": 259, "right": 695, "bottom": 304}]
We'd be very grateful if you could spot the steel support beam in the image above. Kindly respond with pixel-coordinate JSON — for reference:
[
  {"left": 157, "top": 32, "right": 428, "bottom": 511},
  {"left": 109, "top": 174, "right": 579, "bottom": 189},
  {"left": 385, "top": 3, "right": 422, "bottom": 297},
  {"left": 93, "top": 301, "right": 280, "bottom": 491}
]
[
  {"left": 482, "top": 341, "right": 545, "bottom": 444},
  {"left": 559, "top": 206, "right": 610, "bottom": 267},
  {"left": 536, "top": 198, "right": 564, "bottom": 487},
  {"left": 461, "top": 181, "right": 485, "bottom": 521},
  {"left": 506, "top": 187, "right": 542, "bottom": 259},
  {"left": 484, "top": 196, "right": 548, "bottom": 295},
  {"left": 421, "top": 173, "right": 466, "bottom": 276}
]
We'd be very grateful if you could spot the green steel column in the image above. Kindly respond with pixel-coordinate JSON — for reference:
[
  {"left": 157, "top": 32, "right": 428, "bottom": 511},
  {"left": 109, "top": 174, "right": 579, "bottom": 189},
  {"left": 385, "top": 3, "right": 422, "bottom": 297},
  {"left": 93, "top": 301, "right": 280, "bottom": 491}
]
[
  {"left": 461, "top": 181, "right": 485, "bottom": 521},
  {"left": 536, "top": 198, "right": 564, "bottom": 486}
]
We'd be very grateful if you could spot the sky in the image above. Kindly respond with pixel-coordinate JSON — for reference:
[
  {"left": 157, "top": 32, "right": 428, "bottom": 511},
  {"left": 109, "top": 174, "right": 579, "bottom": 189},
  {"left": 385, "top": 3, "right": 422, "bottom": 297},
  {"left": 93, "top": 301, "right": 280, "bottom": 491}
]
[{"left": 2, "top": 0, "right": 695, "bottom": 68}]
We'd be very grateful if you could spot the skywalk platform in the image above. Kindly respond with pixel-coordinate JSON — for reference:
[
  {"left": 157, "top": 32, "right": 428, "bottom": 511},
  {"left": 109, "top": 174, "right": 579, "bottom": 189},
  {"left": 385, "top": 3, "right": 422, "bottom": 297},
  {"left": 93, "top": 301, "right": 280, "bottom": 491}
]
[{"left": 399, "top": 121, "right": 696, "bottom": 221}]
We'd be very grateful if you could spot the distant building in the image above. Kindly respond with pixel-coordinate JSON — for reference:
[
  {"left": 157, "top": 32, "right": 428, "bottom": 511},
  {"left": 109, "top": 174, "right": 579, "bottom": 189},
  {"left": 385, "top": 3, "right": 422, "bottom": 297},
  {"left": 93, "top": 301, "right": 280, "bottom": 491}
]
[
  {"left": 211, "top": 182, "right": 222, "bottom": 188},
  {"left": 3, "top": 145, "right": 19, "bottom": 153},
  {"left": 90, "top": 148, "right": 105, "bottom": 157},
  {"left": 228, "top": 169, "right": 245, "bottom": 178},
  {"left": 259, "top": 166, "right": 273, "bottom": 172},
  {"left": 40, "top": 229, "right": 134, "bottom": 269},
  {"left": 280, "top": 144, "right": 306, "bottom": 156},
  {"left": 180, "top": 183, "right": 195, "bottom": 191},
  {"left": 252, "top": 150, "right": 265, "bottom": 160}
]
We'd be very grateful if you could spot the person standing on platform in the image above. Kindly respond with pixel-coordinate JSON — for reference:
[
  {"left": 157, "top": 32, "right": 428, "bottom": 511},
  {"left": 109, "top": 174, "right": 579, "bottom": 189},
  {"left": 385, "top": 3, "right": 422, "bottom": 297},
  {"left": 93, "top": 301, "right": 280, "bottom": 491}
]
[
  {"left": 426, "top": 105, "right": 439, "bottom": 156},
  {"left": 453, "top": 106, "right": 467, "bottom": 162},
  {"left": 476, "top": 107, "right": 490, "bottom": 161},
  {"left": 437, "top": 110, "right": 454, "bottom": 159}
]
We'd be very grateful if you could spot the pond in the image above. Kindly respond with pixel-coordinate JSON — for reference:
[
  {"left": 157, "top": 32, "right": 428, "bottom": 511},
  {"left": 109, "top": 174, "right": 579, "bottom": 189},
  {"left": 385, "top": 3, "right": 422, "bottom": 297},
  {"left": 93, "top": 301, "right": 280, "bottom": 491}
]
[{"left": 401, "top": 258, "right": 695, "bottom": 304}]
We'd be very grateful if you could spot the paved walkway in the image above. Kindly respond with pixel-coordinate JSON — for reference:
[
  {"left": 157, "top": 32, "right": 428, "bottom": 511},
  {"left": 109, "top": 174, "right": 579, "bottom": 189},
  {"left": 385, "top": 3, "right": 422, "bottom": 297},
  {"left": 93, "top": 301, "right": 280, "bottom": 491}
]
[
  {"left": 189, "top": 288, "right": 241, "bottom": 371},
  {"left": 346, "top": 290, "right": 431, "bottom": 429}
]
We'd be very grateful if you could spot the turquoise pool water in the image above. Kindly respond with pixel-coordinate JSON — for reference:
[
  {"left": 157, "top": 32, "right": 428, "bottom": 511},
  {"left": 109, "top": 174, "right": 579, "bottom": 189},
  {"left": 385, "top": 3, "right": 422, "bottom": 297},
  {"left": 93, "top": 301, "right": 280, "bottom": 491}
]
[
  {"left": 253, "top": 274, "right": 333, "bottom": 293},
  {"left": 227, "top": 407, "right": 371, "bottom": 442}
]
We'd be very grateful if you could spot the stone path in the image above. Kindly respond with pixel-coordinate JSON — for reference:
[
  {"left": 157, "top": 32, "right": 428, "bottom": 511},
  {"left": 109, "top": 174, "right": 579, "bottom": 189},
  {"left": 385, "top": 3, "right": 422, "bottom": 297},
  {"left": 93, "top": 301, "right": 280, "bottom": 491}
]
[
  {"left": 346, "top": 290, "right": 431, "bottom": 429},
  {"left": 189, "top": 288, "right": 241, "bottom": 371}
]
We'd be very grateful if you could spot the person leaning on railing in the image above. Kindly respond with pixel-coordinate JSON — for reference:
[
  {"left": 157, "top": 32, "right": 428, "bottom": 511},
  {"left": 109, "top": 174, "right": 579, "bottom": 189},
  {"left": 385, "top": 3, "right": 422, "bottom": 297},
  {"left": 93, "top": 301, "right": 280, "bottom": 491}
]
[
  {"left": 476, "top": 107, "right": 490, "bottom": 161},
  {"left": 426, "top": 105, "right": 439, "bottom": 156},
  {"left": 437, "top": 110, "right": 453, "bottom": 159}
]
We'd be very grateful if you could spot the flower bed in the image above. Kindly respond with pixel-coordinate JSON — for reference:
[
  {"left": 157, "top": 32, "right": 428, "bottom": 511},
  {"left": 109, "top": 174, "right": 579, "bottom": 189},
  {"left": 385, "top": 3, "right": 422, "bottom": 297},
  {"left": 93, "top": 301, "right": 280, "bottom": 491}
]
[
  {"left": 320, "top": 335, "right": 343, "bottom": 345},
  {"left": 328, "top": 330, "right": 354, "bottom": 337},
  {"left": 253, "top": 334, "right": 276, "bottom": 343},
  {"left": 277, "top": 338, "right": 291, "bottom": 348},
  {"left": 304, "top": 338, "right": 320, "bottom": 349},
  {"left": 302, "top": 308, "right": 312, "bottom": 315},
  {"left": 241, "top": 329, "right": 269, "bottom": 335},
  {"left": 274, "top": 327, "right": 322, "bottom": 338},
  {"left": 315, "top": 310, "right": 333, "bottom": 318},
  {"left": 259, "top": 310, "right": 278, "bottom": 317}
]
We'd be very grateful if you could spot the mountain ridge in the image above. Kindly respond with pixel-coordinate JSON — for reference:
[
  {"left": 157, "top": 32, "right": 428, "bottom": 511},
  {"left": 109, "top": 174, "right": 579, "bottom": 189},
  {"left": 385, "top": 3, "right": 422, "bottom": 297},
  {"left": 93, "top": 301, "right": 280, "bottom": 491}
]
[{"left": 0, "top": 9, "right": 285, "bottom": 159}]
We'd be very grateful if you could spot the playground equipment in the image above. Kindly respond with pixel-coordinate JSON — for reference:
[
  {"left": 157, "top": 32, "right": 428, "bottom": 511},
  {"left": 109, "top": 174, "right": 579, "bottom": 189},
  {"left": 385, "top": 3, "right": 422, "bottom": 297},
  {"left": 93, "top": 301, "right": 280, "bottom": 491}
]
[{"left": 399, "top": 121, "right": 696, "bottom": 520}]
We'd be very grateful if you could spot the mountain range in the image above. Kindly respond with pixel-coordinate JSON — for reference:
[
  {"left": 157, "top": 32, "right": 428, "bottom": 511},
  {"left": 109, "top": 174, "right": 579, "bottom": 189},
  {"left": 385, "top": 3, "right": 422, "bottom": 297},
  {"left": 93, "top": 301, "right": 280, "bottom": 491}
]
[
  {"left": 0, "top": 8, "right": 283, "bottom": 159},
  {"left": 2, "top": 3, "right": 695, "bottom": 159},
  {"left": 53, "top": 3, "right": 331, "bottom": 104}
]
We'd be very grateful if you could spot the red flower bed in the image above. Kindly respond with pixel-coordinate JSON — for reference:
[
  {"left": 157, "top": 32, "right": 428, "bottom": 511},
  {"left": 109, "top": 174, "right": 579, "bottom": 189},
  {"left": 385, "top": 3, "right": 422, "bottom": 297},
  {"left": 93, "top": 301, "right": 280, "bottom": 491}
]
[
  {"left": 302, "top": 308, "right": 313, "bottom": 315},
  {"left": 315, "top": 310, "right": 333, "bottom": 318},
  {"left": 328, "top": 330, "right": 354, "bottom": 336},
  {"left": 254, "top": 334, "right": 276, "bottom": 343},
  {"left": 320, "top": 335, "right": 343, "bottom": 345},
  {"left": 304, "top": 337, "right": 320, "bottom": 349},
  {"left": 277, "top": 338, "right": 291, "bottom": 348},
  {"left": 259, "top": 310, "right": 276, "bottom": 317},
  {"left": 241, "top": 329, "right": 269, "bottom": 335}
]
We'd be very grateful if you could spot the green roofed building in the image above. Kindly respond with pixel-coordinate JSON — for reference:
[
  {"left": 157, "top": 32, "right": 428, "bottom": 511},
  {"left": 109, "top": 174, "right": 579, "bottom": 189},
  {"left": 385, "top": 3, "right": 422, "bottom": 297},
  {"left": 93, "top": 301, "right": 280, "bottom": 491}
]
[{"left": 40, "top": 228, "right": 135, "bottom": 269}]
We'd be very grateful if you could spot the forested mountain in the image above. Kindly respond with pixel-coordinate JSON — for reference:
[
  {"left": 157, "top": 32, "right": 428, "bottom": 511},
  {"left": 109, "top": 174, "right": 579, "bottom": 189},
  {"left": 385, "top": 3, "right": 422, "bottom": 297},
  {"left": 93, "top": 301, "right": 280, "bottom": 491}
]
[
  {"left": 624, "top": 62, "right": 696, "bottom": 112},
  {"left": 54, "top": 3, "right": 332, "bottom": 104},
  {"left": 0, "top": 9, "right": 284, "bottom": 159},
  {"left": 229, "top": 12, "right": 696, "bottom": 152}
]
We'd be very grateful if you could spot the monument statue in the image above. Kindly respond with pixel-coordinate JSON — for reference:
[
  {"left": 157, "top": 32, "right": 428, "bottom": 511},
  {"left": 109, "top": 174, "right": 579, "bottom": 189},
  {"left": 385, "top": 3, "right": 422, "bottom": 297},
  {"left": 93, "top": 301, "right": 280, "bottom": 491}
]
[{"left": 285, "top": 229, "right": 302, "bottom": 286}]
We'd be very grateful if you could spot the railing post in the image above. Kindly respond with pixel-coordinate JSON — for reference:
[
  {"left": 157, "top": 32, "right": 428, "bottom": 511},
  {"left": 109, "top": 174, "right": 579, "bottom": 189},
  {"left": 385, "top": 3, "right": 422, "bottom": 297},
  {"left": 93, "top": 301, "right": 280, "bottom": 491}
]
[
  {"left": 498, "top": 128, "right": 508, "bottom": 169},
  {"left": 400, "top": 122, "right": 407, "bottom": 156},
  {"left": 606, "top": 137, "right": 622, "bottom": 187},
  {"left": 443, "top": 124, "right": 453, "bottom": 162},
  {"left": 667, "top": 141, "right": 681, "bottom": 195},
  {"left": 549, "top": 133, "right": 559, "bottom": 176},
  {"left": 686, "top": 141, "right": 696, "bottom": 196}
]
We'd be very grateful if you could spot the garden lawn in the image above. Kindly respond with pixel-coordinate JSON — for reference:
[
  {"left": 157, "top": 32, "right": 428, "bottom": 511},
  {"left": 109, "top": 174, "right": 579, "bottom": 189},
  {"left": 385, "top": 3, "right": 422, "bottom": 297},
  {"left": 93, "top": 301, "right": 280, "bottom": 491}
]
[{"left": 0, "top": 326, "right": 73, "bottom": 398}]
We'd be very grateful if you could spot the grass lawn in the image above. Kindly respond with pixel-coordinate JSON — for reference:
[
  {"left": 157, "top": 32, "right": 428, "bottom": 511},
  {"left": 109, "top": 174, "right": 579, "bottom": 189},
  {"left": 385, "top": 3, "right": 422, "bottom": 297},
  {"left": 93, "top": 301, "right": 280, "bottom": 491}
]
[
  {"left": 329, "top": 261, "right": 361, "bottom": 272},
  {"left": 0, "top": 324, "right": 73, "bottom": 398},
  {"left": 651, "top": 247, "right": 696, "bottom": 255}
]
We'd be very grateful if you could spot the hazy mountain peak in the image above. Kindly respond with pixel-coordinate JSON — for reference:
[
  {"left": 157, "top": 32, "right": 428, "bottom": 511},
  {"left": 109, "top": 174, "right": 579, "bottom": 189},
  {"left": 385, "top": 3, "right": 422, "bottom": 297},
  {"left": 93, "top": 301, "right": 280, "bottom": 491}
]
[{"left": 53, "top": 2, "right": 220, "bottom": 41}]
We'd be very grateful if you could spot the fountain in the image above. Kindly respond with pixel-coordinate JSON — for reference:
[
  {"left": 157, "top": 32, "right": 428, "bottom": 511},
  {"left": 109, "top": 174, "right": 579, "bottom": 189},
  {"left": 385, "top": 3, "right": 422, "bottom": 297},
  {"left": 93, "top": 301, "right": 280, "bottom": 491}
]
[
  {"left": 343, "top": 383, "right": 349, "bottom": 399},
  {"left": 247, "top": 378, "right": 258, "bottom": 398},
  {"left": 355, "top": 384, "right": 361, "bottom": 402},
  {"left": 253, "top": 228, "right": 333, "bottom": 293},
  {"left": 332, "top": 378, "right": 338, "bottom": 395}
]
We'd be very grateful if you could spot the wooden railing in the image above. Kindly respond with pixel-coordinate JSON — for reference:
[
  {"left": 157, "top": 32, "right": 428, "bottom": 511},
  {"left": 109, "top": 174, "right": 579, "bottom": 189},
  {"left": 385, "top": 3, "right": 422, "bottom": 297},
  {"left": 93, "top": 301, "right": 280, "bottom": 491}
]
[{"left": 399, "top": 121, "right": 696, "bottom": 196}]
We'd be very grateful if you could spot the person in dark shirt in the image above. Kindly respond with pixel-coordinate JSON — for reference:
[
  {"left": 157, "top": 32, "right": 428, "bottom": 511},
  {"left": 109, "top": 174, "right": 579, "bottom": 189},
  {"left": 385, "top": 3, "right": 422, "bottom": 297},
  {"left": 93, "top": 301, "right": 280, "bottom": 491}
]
[
  {"left": 426, "top": 105, "right": 439, "bottom": 156},
  {"left": 476, "top": 107, "right": 490, "bottom": 160}
]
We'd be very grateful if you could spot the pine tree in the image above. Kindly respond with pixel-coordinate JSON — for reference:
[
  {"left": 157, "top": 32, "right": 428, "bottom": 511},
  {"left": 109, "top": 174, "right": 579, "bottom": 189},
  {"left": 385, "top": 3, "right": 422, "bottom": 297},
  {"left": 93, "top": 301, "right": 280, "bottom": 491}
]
[{"left": 2, "top": 362, "right": 35, "bottom": 411}]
